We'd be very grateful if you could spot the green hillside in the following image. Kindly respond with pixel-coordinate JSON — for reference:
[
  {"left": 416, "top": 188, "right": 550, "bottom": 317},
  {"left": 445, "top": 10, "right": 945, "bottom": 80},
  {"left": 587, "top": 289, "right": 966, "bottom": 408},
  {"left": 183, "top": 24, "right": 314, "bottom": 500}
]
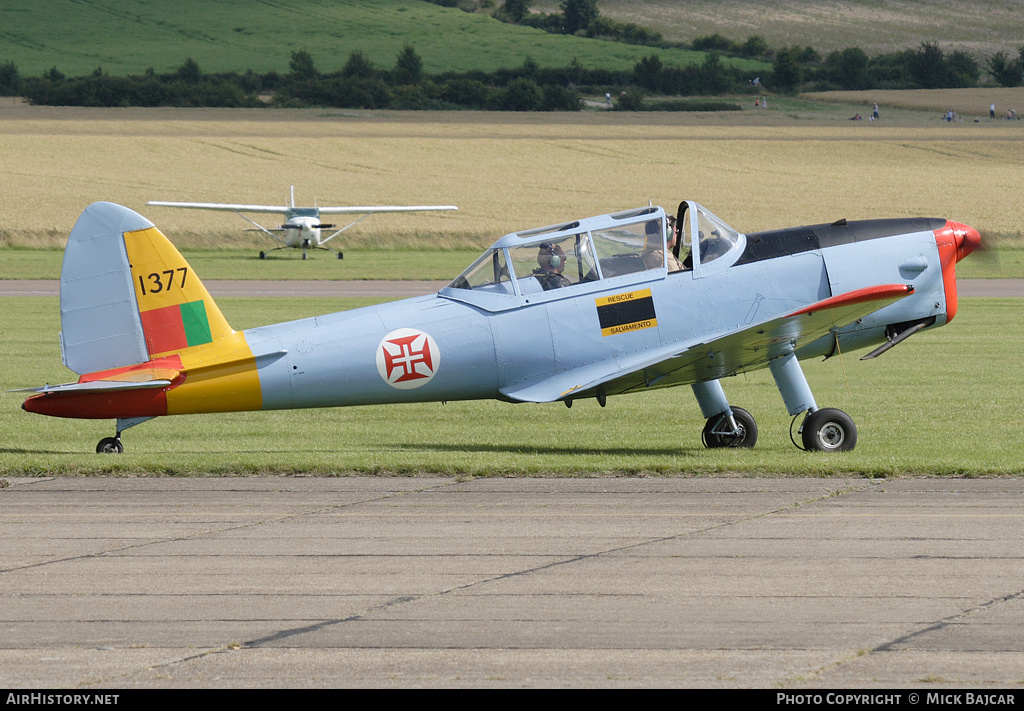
[{"left": 0, "top": 0, "right": 757, "bottom": 78}]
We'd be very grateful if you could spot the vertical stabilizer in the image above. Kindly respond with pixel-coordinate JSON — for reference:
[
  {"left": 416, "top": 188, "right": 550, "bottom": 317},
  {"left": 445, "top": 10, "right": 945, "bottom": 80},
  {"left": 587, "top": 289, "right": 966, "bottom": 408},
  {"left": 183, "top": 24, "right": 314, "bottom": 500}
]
[
  {"left": 123, "top": 224, "right": 232, "bottom": 360},
  {"left": 59, "top": 202, "right": 234, "bottom": 375},
  {"left": 61, "top": 202, "right": 153, "bottom": 374}
]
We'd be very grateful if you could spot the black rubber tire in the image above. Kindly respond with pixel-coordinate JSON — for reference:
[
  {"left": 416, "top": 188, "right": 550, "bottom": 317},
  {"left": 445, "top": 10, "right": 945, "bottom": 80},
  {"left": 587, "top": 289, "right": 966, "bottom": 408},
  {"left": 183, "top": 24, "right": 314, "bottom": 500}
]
[
  {"left": 96, "top": 437, "right": 124, "bottom": 454},
  {"left": 801, "top": 408, "right": 857, "bottom": 452},
  {"left": 702, "top": 407, "right": 758, "bottom": 448}
]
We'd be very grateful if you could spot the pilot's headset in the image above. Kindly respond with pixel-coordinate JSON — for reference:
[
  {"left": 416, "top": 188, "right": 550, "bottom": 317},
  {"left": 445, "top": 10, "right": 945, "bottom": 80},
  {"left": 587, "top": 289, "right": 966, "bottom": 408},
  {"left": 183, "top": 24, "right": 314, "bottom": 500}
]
[{"left": 538, "top": 243, "right": 566, "bottom": 273}]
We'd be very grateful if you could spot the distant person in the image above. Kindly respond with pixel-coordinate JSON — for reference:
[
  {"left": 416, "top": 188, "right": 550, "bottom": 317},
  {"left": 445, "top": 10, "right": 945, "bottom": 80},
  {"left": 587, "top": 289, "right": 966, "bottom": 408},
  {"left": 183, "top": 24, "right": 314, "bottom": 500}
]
[
  {"left": 605, "top": 92, "right": 612, "bottom": 107},
  {"left": 991, "top": 103, "right": 996, "bottom": 119},
  {"left": 850, "top": 113, "right": 862, "bottom": 120},
  {"left": 872, "top": 103, "right": 879, "bottom": 120}
]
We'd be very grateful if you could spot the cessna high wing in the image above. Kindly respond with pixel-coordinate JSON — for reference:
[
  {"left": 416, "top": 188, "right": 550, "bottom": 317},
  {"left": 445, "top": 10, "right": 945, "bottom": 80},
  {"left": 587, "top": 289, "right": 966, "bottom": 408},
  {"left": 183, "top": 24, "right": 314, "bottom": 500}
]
[
  {"left": 18, "top": 200, "right": 980, "bottom": 453},
  {"left": 147, "top": 186, "right": 457, "bottom": 259}
]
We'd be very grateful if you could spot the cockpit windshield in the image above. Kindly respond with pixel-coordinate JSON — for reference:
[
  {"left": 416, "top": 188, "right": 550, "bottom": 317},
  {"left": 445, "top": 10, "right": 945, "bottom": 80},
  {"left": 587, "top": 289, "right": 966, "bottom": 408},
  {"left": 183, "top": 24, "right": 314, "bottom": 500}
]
[
  {"left": 448, "top": 248, "right": 512, "bottom": 293},
  {"left": 679, "top": 203, "right": 742, "bottom": 266},
  {"left": 447, "top": 208, "right": 673, "bottom": 294}
]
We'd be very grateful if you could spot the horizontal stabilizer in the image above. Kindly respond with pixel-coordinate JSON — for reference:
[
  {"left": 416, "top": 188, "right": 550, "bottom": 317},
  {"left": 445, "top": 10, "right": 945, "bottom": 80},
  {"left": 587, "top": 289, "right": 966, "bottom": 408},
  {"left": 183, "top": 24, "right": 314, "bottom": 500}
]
[{"left": 12, "top": 379, "right": 173, "bottom": 395}]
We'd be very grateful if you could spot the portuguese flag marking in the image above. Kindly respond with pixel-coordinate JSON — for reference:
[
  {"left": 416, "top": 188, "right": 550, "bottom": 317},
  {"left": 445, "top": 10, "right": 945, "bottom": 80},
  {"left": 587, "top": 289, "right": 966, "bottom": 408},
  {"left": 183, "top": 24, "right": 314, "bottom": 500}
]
[{"left": 140, "top": 300, "right": 213, "bottom": 355}]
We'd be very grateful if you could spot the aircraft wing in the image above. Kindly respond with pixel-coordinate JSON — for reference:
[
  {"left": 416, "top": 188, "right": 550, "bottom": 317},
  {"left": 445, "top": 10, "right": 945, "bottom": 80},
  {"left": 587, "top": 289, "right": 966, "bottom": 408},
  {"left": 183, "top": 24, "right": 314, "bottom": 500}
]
[
  {"left": 146, "top": 202, "right": 292, "bottom": 213},
  {"left": 500, "top": 284, "right": 914, "bottom": 403},
  {"left": 146, "top": 202, "right": 458, "bottom": 214},
  {"left": 317, "top": 205, "right": 458, "bottom": 214}
]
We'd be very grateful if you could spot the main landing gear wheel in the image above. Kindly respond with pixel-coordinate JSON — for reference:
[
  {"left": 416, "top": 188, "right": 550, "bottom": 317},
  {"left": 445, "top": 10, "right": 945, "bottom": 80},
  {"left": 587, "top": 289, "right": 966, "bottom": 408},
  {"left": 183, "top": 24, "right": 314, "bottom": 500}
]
[
  {"left": 800, "top": 408, "right": 857, "bottom": 452},
  {"left": 702, "top": 407, "right": 758, "bottom": 448},
  {"left": 96, "top": 436, "right": 124, "bottom": 454}
]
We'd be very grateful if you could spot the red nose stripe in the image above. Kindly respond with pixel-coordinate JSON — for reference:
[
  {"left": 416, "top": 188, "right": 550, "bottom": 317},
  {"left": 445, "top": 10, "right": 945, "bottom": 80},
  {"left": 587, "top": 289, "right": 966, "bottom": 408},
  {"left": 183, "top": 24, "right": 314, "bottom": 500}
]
[{"left": 933, "top": 221, "right": 960, "bottom": 323}]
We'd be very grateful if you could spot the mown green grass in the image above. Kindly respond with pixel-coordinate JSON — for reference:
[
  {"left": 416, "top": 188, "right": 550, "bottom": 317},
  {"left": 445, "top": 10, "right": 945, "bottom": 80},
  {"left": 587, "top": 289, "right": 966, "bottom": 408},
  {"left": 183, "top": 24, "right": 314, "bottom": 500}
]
[
  {"left": 0, "top": 0, "right": 761, "bottom": 77},
  {"left": 0, "top": 245, "right": 1017, "bottom": 281},
  {"left": 1, "top": 296, "right": 1019, "bottom": 477},
  {"left": 0, "top": 248, "right": 481, "bottom": 281}
]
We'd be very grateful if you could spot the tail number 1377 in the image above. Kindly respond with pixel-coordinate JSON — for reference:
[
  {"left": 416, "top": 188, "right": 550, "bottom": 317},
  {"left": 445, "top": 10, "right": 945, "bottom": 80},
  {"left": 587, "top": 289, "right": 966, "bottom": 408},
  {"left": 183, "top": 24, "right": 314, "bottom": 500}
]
[{"left": 139, "top": 268, "right": 188, "bottom": 296}]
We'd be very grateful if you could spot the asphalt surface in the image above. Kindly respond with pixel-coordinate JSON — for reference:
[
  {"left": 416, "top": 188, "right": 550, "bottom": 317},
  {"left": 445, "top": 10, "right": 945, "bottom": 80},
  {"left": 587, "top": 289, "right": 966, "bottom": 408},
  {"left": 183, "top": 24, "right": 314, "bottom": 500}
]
[
  {"left": 1, "top": 278, "right": 1022, "bottom": 298},
  {"left": 1, "top": 476, "right": 1023, "bottom": 689}
]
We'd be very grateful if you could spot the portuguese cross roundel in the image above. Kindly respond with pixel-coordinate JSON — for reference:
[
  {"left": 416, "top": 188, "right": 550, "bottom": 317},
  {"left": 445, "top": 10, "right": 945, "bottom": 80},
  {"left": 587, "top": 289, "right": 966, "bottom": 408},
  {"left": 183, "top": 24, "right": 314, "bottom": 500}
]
[{"left": 376, "top": 328, "right": 441, "bottom": 389}]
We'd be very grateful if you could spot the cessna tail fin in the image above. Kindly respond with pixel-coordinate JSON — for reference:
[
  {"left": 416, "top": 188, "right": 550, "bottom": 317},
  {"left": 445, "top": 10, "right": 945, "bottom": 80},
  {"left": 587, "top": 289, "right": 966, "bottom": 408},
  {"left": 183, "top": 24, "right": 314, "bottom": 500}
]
[{"left": 60, "top": 202, "right": 233, "bottom": 374}]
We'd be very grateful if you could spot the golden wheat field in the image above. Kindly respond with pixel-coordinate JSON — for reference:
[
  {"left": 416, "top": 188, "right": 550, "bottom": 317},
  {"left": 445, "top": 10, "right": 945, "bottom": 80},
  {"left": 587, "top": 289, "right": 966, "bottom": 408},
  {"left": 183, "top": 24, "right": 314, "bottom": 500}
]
[{"left": 0, "top": 102, "right": 1021, "bottom": 250}]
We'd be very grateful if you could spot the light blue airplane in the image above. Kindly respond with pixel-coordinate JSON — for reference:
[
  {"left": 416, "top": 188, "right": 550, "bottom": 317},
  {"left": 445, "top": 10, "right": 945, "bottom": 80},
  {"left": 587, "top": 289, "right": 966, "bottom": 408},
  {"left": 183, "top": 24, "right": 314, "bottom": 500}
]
[{"left": 18, "top": 200, "right": 980, "bottom": 453}]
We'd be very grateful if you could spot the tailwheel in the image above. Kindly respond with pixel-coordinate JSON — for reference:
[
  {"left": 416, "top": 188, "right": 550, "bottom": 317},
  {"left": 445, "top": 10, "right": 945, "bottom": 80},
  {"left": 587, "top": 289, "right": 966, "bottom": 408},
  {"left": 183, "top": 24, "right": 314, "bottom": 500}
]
[
  {"left": 96, "top": 436, "right": 124, "bottom": 454},
  {"left": 702, "top": 407, "right": 757, "bottom": 448},
  {"left": 800, "top": 408, "right": 857, "bottom": 452}
]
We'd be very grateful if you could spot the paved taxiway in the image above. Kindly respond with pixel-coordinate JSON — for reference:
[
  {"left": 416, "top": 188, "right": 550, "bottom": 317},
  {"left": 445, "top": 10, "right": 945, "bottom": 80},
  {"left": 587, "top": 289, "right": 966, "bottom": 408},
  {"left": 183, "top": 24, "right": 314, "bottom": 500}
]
[{"left": 1, "top": 476, "right": 1023, "bottom": 688}]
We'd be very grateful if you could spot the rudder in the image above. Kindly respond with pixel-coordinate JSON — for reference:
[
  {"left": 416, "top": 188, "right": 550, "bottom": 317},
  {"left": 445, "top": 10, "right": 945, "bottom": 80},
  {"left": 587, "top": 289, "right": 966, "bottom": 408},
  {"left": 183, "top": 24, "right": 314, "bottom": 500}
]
[{"left": 60, "top": 202, "right": 233, "bottom": 374}]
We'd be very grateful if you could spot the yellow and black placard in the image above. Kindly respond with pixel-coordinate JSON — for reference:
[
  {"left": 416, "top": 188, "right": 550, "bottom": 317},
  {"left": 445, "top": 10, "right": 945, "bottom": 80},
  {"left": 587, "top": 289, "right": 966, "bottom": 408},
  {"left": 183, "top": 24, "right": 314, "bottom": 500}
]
[{"left": 595, "top": 288, "right": 658, "bottom": 336}]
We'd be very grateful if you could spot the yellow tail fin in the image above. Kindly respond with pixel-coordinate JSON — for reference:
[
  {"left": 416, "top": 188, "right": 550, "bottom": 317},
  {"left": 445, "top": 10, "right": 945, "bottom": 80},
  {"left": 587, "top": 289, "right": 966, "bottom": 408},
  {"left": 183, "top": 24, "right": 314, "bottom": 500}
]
[{"left": 123, "top": 225, "right": 233, "bottom": 359}]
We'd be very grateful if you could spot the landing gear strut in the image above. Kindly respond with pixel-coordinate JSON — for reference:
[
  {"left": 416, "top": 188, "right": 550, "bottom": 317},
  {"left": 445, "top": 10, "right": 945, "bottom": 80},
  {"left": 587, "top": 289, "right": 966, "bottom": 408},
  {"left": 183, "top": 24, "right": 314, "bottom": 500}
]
[
  {"left": 259, "top": 246, "right": 343, "bottom": 260},
  {"left": 770, "top": 350, "right": 858, "bottom": 452},
  {"left": 692, "top": 380, "right": 758, "bottom": 449},
  {"left": 94, "top": 417, "right": 152, "bottom": 454}
]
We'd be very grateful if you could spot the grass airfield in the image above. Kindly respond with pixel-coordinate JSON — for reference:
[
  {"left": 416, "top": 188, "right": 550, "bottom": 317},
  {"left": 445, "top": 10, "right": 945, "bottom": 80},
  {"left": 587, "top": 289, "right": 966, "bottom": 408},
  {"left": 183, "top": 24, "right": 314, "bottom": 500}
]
[
  {"left": 2, "top": 295, "right": 1020, "bottom": 477},
  {"left": 1, "top": 101, "right": 1022, "bottom": 477}
]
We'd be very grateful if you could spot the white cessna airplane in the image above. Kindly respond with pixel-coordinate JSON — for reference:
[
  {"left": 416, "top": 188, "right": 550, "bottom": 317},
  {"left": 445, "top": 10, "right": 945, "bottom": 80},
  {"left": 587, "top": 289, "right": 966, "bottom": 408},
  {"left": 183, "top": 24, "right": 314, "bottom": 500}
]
[{"left": 147, "top": 186, "right": 457, "bottom": 259}]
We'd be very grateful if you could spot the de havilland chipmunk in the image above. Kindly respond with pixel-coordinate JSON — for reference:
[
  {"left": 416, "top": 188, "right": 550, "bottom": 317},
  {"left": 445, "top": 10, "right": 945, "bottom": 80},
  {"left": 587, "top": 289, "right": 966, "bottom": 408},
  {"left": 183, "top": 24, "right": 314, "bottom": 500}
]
[
  {"left": 146, "top": 186, "right": 458, "bottom": 260},
  {"left": 16, "top": 199, "right": 980, "bottom": 453}
]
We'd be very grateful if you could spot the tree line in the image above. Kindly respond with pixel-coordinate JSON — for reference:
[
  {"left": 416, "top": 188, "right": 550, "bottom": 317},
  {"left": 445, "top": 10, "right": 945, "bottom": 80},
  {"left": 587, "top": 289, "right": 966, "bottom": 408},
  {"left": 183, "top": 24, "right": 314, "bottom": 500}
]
[
  {"left": 1, "top": 0, "right": 1021, "bottom": 111},
  {"left": 0, "top": 46, "right": 757, "bottom": 111}
]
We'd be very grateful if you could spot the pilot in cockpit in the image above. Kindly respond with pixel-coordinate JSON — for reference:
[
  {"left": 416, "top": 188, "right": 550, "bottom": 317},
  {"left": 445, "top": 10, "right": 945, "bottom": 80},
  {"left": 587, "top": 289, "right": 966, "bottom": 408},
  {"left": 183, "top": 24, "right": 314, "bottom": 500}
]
[
  {"left": 641, "top": 219, "right": 685, "bottom": 273},
  {"left": 533, "top": 243, "right": 572, "bottom": 290}
]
